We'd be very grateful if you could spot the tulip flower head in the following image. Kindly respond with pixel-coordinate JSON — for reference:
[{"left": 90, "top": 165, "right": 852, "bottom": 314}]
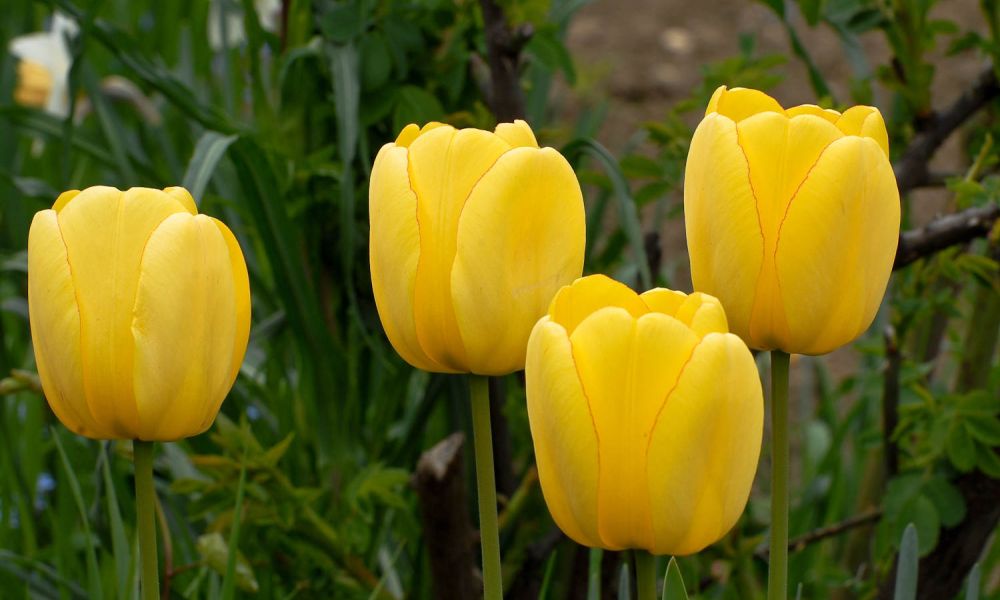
[
  {"left": 369, "top": 120, "right": 586, "bottom": 375},
  {"left": 684, "top": 86, "right": 900, "bottom": 355},
  {"left": 9, "top": 12, "right": 77, "bottom": 118},
  {"left": 525, "top": 275, "right": 763, "bottom": 555},
  {"left": 28, "top": 186, "right": 251, "bottom": 441}
]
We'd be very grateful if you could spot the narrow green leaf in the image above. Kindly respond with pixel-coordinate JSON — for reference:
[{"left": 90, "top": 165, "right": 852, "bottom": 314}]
[
  {"left": 81, "top": 65, "right": 136, "bottom": 184},
  {"left": 101, "top": 445, "right": 131, "bottom": 600},
  {"left": 52, "top": 430, "right": 103, "bottom": 599},
  {"left": 662, "top": 557, "right": 688, "bottom": 600},
  {"left": 182, "top": 132, "right": 239, "bottom": 203},
  {"left": 220, "top": 454, "right": 248, "bottom": 600},
  {"left": 617, "top": 560, "right": 632, "bottom": 600},
  {"left": 537, "top": 549, "right": 558, "bottom": 599},
  {"left": 562, "top": 138, "right": 652, "bottom": 288},
  {"left": 966, "top": 562, "right": 981, "bottom": 600},
  {"left": 894, "top": 523, "right": 919, "bottom": 600},
  {"left": 587, "top": 547, "right": 603, "bottom": 600}
]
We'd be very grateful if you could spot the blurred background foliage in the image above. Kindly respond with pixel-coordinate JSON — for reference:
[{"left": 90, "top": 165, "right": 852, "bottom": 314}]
[{"left": 0, "top": 0, "right": 998, "bottom": 598}]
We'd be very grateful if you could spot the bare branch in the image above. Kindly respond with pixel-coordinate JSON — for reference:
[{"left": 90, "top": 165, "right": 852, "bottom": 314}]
[
  {"left": 413, "top": 433, "right": 481, "bottom": 599},
  {"left": 478, "top": 0, "right": 530, "bottom": 122},
  {"left": 894, "top": 67, "right": 999, "bottom": 194},
  {"left": 893, "top": 203, "right": 1000, "bottom": 270},
  {"left": 756, "top": 510, "right": 882, "bottom": 558}
]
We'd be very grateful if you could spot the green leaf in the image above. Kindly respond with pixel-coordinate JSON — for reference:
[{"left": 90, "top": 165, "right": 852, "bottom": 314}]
[
  {"left": 527, "top": 30, "right": 577, "bottom": 85},
  {"left": 538, "top": 550, "right": 558, "bottom": 599},
  {"left": 562, "top": 138, "right": 652, "bottom": 288},
  {"left": 220, "top": 454, "right": 249, "bottom": 600},
  {"left": 894, "top": 523, "right": 919, "bottom": 600},
  {"left": 947, "top": 424, "right": 978, "bottom": 472},
  {"left": 182, "top": 131, "right": 239, "bottom": 203},
  {"left": 966, "top": 563, "right": 981, "bottom": 600},
  {"left": 197, "top": 532, "right": 259, "bottom": 594},
  {"left": 101, "top": 445, "right": 133, "bottom": 600},
  {"left": 662, "top": 557, "right": 688, "bottom": 600},
  {"left": 392, "top": 86, "right": 445, "bottom": 134},
  {"left": 922, "top": 477, "right": 966, "bottom": 528},
  {"left": 964, "top": 416, "right": 1000, "bottom": 446},
  {"left": 321, "top": 2, "right": 366, "bottom": 43},
  {"left": 587, "top": 548, "right": 602, "bottom": 600},
  {"left": 52, "top": 431, "right": 103, "bottom": 600}
]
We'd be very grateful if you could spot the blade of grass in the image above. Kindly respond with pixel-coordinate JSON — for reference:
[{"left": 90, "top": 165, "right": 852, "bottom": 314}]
[
  {"left": 52, "top": 429, "right": 103, "bottom": 599},
  {"left": 100, "top": 444, "right": 131, "bottom": 600},
  {"left": 894, "top": 523, "right": 918, "bottom": 600},
  {"left": 219, "top": 454, "right": 247, "bottom": 600},
  {"left": 181, "top": 131, "right": 239, "bottom": 202},
  {"left": 562, "top": 138, "right": 651, "bottom": 288}
]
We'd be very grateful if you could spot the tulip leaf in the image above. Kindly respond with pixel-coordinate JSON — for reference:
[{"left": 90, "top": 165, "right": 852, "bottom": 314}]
[
  {"left": 893, "top": 523, "right": 919, "bottom": 600},
  {"left": 662, "top": 557, "right": 688, "bottom": 600},
  {"left": 182, "top": 131, "right": 239, "bottom": 203},
  {"left": 100, "top": 444, "right": 133, "bottom": 600},
  {"left": 538, "top": 550, "right": 558, "bottom": 599},
  {"left": 562, "top": 138, "right": 652, "bottom": 289},
  {"left": 587, "top": 548, "right": 603, "bottom": 600},
  {"left": 52, "top": 430, "right": 103, "bottom": 600},
  {"left": 966, "top": 563, "right": 981, "bottom": 600},
  {"left": 220, "top": 454, "right": 249, "bottom": 600}
]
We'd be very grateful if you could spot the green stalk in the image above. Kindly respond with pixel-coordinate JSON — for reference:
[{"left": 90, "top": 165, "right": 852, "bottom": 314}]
[
  {"left": 469, "top": 375, "right": 502, "bottom": 600},
  {"left": 134, "top": 440, "right": 160, "bottom": 600},
  {"left": 635, "top": 551, "right": 657, "bottom": 600},
  {"left": 767, "top": 351, "right": 791, "bottom": 600}
]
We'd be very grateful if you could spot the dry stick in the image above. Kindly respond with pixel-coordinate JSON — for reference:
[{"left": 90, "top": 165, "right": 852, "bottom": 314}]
[
  {"left": 894, "top": 66, "right": 999, "bottom": 194},
  {"left": 882, "top": 327, "right": 901, "bottom": 479},
  {"left": 478, "top": 0, "right": 531, "bottom": 122},
  {"left": 413, "top": 433, "right": 481, "bottom": 599},
  {"left": 755, "top": 510, "right": 884, "bottom": 559},
  {"left": 893, "top": 203, "right": 1000, "bottom": 270}
]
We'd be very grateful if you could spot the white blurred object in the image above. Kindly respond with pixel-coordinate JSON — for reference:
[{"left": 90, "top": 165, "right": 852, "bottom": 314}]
[
  {"left": 208, "top": 0, "right": 282, "bottom": 50},
  {"left": 9, "top": 12, "right": 79, "bottom": 118}
]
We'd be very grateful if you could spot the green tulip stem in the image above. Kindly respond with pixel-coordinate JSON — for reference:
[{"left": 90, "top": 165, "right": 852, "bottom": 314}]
[
  {"left": 635, "top": 551, "right": 657, "bottom": 600},
  {"left": 134, "top": 440, "right": 160, "bottom": 600},
  {"left": 767, "top": 350, "right": 791, "bottom": 600},
  {"left": 470, "top": 375, "right": 502, "bottom": 600}
]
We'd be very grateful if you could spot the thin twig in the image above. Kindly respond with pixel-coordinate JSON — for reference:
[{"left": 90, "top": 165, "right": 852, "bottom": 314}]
[
  {"left": 756, "top": 510, "right": 883, "bottom": 558},
  {"left": 894, "top": 67, "right": 999, "bottom": 194},
  {"left": 882, "top": 327, "right": 901, "bottom": 478},
  {"left": 478, "top": 0, "right": 530, "bottom": 122},
  {"left": 893, "top": 203, "right": 1000, "bottom": 270}
]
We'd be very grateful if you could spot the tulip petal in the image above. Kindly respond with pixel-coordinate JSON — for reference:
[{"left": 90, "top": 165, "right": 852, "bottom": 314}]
[
  {"left": 205, "top": 217, "right": 251, "bottom": 430},
  {"left": 785, "top": 104, "right": 840, "bottom": 123},
  {"left": 57, "top": 186, "right": 190, "bottom": 438},
  {"left": 493, "top": 120, "right": 538, "bottom": 148},
  {"left": 131, "top": 213, "right": 237, "bottom": 441},
  {"left": 646, "top": 333, "right": 763, "bottom": 555},
  {"left": 369, "top": 144, "right": 452, "bottom": 372},
  {"left": 409, "top": 125, "right": 513, "bottom": 371},
  {"left": 525, "top": 318, "right": 602, "bottom": 547},
  {"left": 736, "top": 112, "right": 843, "bottom": 349},
  {"left": 684, "top": 113, "right": 762, "bottom": 344},
  {"left": 163, "top": 186, "right": 199, "bottom": 215},
  {"left": 570, "top": 308, "right": 699, "bottom": 550},
  {"left": 775, "top": 137, "right": 899, "bottom": 354},
  {"left": 28, "top": 210, "right": 112, "bottom": 438},
  {"left": 706, "top": 86, "right": 784, "bottom": 122},
  {"left": 52, "top": 189, "right": 80, "bottom": 212},
  {"left": 836, "top": 106, "right": 890, "bottom": 157},
  {"left": 550, "top": 275, "right": 649, "bottom": 335},
  {"left": 452, "top": 146, "right": 584, "bottom": 374}
]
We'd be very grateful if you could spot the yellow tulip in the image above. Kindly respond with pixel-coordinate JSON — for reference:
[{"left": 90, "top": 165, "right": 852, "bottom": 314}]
[
  {"left": 369, "top": 120, "right": 586, "bottom": 375},
  {"left": 525, "top": 274, "right": 763, "bottom": 555},
  {"left": 684, "top": 86, "right": 900, "bottom": 355},
  {"left": 28, "top": 186, "right": 251, "bottom": 441}
]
